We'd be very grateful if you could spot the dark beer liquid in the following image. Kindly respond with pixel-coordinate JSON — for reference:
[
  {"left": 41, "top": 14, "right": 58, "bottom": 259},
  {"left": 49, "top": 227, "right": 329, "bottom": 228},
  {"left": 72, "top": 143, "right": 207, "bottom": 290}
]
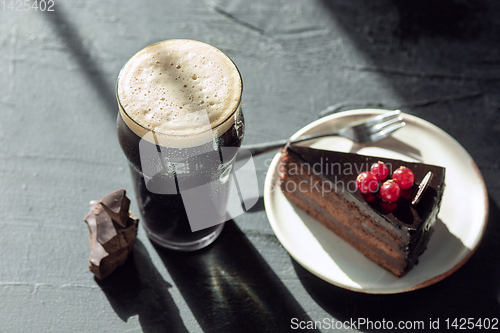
[{"left": 117, "top": 109, "right": 244, "bottom": 249}]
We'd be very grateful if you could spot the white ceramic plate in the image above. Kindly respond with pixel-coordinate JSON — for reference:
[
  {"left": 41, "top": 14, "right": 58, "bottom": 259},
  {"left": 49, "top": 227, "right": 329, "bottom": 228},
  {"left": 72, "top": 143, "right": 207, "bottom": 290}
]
[{"left": 264, "top": 109, "right": 488, "bottom": 294}]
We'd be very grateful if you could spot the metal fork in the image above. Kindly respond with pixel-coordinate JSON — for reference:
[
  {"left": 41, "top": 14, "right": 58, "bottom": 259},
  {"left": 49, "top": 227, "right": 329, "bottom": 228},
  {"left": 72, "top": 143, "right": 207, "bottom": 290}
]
[{"left": 240, "top": 110, "right": 405, "bottom": 156}]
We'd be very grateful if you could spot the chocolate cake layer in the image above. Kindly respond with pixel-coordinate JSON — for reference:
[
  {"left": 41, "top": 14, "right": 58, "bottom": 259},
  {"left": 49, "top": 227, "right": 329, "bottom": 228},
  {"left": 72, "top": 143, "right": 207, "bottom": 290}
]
[
  {"left": 279, "top": 144, "right": 445, "bottom": 277},
  {"left": 284, "top": 182, "right": 408, "bottom": 275},
  {"left": 282, "top": 169, "right": 405, "bottom": 261}
]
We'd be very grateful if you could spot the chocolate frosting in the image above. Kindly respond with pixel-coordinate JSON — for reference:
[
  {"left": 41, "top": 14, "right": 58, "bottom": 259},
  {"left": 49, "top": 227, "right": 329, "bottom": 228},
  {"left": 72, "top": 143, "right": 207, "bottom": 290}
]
[{"left": 286, "top": 145, "right": 446, "bottom": 232}]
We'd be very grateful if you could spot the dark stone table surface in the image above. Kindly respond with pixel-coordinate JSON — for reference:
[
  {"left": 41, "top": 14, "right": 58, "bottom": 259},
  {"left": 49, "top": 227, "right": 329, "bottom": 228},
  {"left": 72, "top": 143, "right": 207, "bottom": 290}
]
[{"left": 1, "top": 0, "right": 499, "bottom": 332}]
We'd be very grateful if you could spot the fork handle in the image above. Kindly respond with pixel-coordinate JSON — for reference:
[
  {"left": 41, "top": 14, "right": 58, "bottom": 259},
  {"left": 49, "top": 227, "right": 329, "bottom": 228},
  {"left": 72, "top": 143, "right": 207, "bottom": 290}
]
[
  {"left": 240, "top": 139, "right": 290, "bottom": 156},
  {"left": 240, "top": 133, "right": 338, "bottom": 157}
]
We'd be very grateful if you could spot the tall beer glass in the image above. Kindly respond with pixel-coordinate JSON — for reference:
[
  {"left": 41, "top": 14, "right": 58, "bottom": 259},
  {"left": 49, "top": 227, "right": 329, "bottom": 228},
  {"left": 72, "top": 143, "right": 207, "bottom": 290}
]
[{"left": 116, "top": 40, "right": 244, "bottom": 251}]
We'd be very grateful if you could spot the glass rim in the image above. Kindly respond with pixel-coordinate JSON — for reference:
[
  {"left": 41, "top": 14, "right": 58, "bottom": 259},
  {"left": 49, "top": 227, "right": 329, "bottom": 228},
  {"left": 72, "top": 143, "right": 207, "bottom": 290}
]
[{"left": 116, "top": 39, "right": 243, "bottom": 140}]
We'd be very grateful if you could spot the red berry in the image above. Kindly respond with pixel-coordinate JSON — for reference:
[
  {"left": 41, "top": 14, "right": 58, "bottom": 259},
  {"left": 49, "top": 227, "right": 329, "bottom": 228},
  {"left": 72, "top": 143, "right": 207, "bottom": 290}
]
[
  {"left": 379, "top": 180, "right": 401, "bottom": 203},
  {"left": 392, "top": 166, "right": 414, "bottom": 190},
  {"left": 379, "top": 201, "right": 397, "bottom": 214},
  {"left": 356, "top": 171, "right": 379, "bottom": 194},
  {"left": 361, "top": 192, "right": 377, "bottom": 204},
  {"left": 370, "top": 161, "right": 389, "bottom": 180},
  {"left": 400, "top": 188, "right": 413, "bottom": 201}
]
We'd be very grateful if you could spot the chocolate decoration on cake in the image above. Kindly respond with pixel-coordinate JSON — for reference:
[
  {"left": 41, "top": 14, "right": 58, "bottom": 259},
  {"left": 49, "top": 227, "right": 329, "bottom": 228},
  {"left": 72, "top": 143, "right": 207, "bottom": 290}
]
[
  {"left": 412, "top": 171, "right": 433, "bottom": 206},
  {"left": 83, "top": 189, "right": 138, "bottom": 280},
  {"left": 279, "top": 144, "right": 446, "bottom": 277}
]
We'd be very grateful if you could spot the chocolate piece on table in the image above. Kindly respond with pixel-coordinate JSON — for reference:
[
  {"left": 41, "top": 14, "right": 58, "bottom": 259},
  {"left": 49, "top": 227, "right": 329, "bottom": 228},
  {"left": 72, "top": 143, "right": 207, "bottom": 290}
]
[
  {"left": 83, "top": 190, "right": 138, "bottom": 280},
  {"left": 99, "top": 188, "right": 130, "bottom": 227},
  {"left": 95, "top": 204, "right": 120, "bottom": 252}
]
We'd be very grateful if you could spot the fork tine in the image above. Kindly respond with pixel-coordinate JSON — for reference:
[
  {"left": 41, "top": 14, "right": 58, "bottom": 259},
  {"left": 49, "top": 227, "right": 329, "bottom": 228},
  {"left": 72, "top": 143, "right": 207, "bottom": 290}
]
[
  {"left": 367, "top": 114, "right": 404, "bottom": 134},
  {"left": 369, "top": 121, "right": 406, "bottom": 142},
  {"left": 354, "top": 110, "right": 401, "bottom": 128}
]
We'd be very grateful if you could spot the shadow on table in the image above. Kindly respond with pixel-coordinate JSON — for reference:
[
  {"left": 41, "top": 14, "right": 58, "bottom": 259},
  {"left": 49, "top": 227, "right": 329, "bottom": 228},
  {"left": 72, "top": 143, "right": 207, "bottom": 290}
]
[
  {"left": 42, "top": 4, "right": 118, "bottom": 120},
  {"left": 295, "top": 196, "right": 500, "bottom": 333},
  {"left": 154, "top": 220, "right": 318, "bottom": 333},
  {"left": 317, "top": 0, "right": 500, "bottom": 136},
  {"left": 96, "top": 239, "right": 189, "bottom": 333}
]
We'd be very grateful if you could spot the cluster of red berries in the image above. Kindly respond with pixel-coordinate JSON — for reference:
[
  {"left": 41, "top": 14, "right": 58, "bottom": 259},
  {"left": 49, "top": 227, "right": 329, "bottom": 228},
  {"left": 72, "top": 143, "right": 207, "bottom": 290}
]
[{"left": 356, "top": 161, "right": 414, "bottom": 203}]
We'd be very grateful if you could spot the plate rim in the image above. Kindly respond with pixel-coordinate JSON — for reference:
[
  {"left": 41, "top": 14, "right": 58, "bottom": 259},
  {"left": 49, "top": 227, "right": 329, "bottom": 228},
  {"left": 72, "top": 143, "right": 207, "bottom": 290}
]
[{"left": 263, "top": 108, "right": 489, "bottom": 294}]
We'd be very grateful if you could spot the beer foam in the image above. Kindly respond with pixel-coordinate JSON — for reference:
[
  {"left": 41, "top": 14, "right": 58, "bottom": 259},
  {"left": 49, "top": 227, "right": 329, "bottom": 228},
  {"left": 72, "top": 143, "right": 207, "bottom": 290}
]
[{"left": 117, "top": 40, "right": 242, "bottom": 147}]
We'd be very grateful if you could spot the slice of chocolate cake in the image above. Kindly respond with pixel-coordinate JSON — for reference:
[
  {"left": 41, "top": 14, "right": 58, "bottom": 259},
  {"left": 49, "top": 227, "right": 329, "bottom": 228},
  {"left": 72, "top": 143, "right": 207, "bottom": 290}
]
[{"left": 279, "top": 144, "right": 445, "bottom": 277}]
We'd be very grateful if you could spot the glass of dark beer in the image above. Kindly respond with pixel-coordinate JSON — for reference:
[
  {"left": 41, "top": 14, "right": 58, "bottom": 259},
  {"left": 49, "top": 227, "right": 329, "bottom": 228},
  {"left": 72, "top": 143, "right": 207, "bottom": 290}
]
[{"left": 116, "top": 40, "right": 244, "bottom": 251}]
